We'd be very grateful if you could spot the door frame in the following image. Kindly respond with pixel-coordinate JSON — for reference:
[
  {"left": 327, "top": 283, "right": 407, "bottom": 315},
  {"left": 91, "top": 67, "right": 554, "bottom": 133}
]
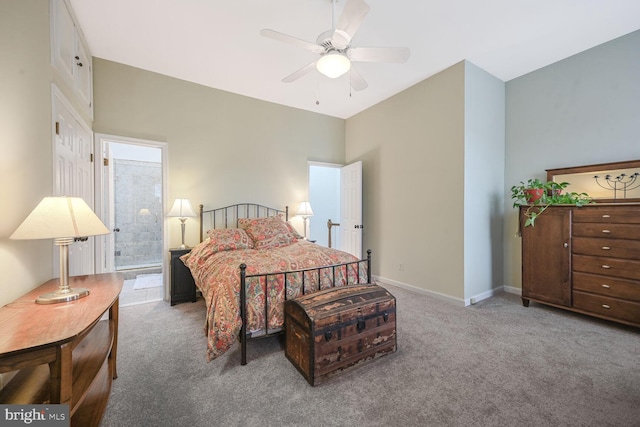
[
  {"left": 94, "top": 134, "right": 169, "bottom": 298},
  {"left": 308, "top": 160, "right": 363, "bottom": 257}
]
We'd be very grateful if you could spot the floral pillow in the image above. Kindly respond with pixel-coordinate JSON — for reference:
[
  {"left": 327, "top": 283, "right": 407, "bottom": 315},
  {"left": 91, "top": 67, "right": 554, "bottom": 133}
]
[
  {"left": 182, "top": 229, "right": 254, "bottom": 269},
  {"left": 277, "top": 214, "right": 305, "bottom": 240},
  {"left": 238, "top": 216, "right": 298, "bottom": 249},
  {"left": 285, "top": 221, "right": 305, "bottom": 240},
  {"left": 206, "top": 228, "right": 254, "bottom": 251},
  {"left": 181, "top": 238, "right": 214, "bottom": 270}
]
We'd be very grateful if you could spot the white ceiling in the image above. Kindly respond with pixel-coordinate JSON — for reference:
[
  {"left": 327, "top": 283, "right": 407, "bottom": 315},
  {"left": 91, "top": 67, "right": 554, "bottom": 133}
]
[{"left": 69, "top": 0, "right": 640, "bottom": 119}]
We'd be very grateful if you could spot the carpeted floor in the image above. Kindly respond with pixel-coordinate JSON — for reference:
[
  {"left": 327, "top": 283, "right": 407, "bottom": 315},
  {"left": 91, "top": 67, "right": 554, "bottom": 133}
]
[{"left": 100, "top": 283, "right": 640, "bottom": 427}]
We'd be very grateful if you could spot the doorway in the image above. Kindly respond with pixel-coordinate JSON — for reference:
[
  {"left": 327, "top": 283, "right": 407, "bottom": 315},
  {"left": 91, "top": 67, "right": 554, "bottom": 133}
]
[
  {"left": 308, "top": 161, "right": 362, "bottom": 257},
  {"left": 309, "top": 162, "right": 341, "bottom": 247},
  {"left": 95, "top": 134, "right": 168, "bottom": 306}
]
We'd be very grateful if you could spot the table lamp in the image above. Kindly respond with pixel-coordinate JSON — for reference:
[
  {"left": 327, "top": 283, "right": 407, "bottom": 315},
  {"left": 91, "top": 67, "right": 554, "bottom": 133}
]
[
  {"left": 10, "top": 196, "right": 110, "bottom": 304},
  {"left": 297, "top": 201, "right": 314, "bottom": 239},
  {"left": 167, "top": 198, "right": 197, "bottom": 249}
]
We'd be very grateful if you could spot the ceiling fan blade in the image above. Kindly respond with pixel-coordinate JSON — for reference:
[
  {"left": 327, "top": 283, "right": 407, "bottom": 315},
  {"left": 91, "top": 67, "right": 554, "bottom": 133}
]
[
  {"left": 348, "top": 47, "right": 410, "bottom": 63},
  {"left": 350, "top": 68, "right": 368, "bottom": 91},
  {"left": 260, "top": 29, "right": 324, "bottom": 54},
  {"left": 333, "top": 0, "right": 370, "bottom": 48},
  {"left": 282, "top": 60, "right": 318, "bottom": 83}
]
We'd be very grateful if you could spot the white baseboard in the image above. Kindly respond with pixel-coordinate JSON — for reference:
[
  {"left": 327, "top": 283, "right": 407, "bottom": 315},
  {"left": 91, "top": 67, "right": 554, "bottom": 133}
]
[
  {"left": 503, "top": 285, "right": 521, "bottom": 295},
  {"left": 373, "top": 275, "right": 521, "bottom": 307},
  {"left": 373, "top": 275, "right": 466, "bottom": 306}
]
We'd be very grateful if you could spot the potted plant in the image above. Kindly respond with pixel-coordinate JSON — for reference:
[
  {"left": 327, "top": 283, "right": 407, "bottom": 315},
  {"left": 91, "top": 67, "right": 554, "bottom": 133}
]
[{"left": 511, "top": 179, "right": 592, "bottom": 227}]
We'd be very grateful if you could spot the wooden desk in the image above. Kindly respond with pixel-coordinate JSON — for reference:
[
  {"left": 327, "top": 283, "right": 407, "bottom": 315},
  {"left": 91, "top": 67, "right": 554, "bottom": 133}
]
[{"left": 0, "top": 273, "right": 123, "bottom": 427}]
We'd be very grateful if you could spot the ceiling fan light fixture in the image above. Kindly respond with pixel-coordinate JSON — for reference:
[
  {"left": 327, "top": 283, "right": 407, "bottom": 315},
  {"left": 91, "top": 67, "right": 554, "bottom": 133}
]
[{"left": 316, "top": 52, "right": 351, "bottom": 78}]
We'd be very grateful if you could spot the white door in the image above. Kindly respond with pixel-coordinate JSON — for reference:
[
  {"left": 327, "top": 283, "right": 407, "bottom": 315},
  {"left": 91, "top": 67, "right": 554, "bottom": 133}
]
[
  {"left": 339, "top": 161, "right": 363, "bottom": 258},
  {"left": 52, "top": 86, "right": 95, "bottom": 276}
]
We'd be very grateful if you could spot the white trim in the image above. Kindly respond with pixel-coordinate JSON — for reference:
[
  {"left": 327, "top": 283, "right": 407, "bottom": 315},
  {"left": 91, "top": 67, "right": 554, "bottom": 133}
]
[
  {"left": 308, "top": 160, "right": 344, "bottom": 167},
  {"left": 464, "top": 287, "right": 500, "bottom": 306},
  {"left": 373, "top": 275, "right": 466, "bottom": 306},
  {"left": 94, "top": 133, "right": 169, "bottom": 301},
  {"left": 375, "top": 275, "right": 515, "bottom": 307}
]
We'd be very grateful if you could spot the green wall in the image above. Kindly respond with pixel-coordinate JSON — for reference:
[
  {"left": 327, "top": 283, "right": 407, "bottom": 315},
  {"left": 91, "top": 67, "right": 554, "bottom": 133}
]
[{"left": 93, "top": 59, "right": 346, "bottom": 248}]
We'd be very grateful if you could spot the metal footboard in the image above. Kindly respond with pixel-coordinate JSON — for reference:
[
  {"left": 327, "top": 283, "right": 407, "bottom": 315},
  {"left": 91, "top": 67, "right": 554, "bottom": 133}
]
[{"left": 238, "top": 249, "right": 372, "bottom": 365}]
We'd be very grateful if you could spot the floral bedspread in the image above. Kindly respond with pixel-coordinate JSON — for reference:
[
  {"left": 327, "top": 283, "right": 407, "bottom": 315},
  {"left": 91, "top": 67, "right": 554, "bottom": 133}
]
[{"left": 182, "top": 240, "right": 367, "bottom": 361}]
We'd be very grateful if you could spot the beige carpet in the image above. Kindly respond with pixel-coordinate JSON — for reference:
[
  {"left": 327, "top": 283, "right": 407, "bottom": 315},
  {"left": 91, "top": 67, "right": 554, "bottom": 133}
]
[{"left": 101, "top": 284, "right": 640, "bottom": 427}]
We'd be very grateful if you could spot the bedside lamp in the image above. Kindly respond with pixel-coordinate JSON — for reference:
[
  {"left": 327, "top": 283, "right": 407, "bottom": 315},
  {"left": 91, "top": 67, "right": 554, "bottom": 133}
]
[
  {"left": 10, "top": 197, "right": 110, "bottom": 304},
  {"left": 297, "top": 201, "right": 314, "bottom": 239},
  {"left": 167, "top": 198, "right": 197, "bottom": 249}
]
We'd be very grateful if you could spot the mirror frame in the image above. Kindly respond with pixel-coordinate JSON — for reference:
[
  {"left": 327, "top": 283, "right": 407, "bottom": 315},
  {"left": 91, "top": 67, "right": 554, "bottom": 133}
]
[{"left": 546, "top": 159, "right": 640, "bottom": 203}]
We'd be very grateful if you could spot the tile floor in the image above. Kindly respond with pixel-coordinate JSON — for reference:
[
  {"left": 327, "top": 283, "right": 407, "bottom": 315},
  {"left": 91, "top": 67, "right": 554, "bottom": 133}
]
[{"left": 120, "top": 277, "right": 164, "bottom": 307}]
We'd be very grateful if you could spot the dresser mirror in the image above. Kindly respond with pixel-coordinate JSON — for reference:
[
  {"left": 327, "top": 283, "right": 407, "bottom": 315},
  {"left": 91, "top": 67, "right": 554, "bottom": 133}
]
[{"left": 546, "top": 159, "right": 640, "bottom": 203}]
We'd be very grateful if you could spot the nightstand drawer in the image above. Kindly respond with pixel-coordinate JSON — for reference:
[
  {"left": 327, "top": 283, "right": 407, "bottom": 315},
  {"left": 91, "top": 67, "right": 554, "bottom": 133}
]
[
  {"left": 573, "top": 254, "right": 640, "bottom": 281},
  {"left": 573, "top": 291, "right": 640, "bottom": 324},
  {"left": 572, "top": 237, "right": 640, "bottom": 260},
  {"left": 573, "top": 271, "right": 640, "bottom": 302}
]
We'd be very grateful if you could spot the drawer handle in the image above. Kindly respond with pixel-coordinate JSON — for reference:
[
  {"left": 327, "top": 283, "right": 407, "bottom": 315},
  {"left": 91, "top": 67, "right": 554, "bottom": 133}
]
[
  {"left": 601, "top": 265, "right": 611, "bottom": 269},
  {"left": 602, "top": 214, "right": 611, "bottom": 218},
  {"left": 602, "top": 230, "right": 611, "bottom": 234},
  {"left": 602, "top": 304, "right": 610, "bottom": 309},
  {"left": 601, "top": 284, "right": 611, "bottom": 289},
  {"left": 601, "top": 246, "right": 611, "bottom": 250}
]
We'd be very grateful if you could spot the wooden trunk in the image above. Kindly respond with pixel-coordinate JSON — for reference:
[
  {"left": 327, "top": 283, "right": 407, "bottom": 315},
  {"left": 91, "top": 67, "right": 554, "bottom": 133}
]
[{"left": 284, "top": 284, "right": 397, "bottom": 386}]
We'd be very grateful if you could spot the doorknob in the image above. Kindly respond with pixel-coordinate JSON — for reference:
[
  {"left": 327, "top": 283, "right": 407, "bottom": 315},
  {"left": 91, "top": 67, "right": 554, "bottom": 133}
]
[{"left": 113, "top": 228, "right": 120, "bottom": 232}]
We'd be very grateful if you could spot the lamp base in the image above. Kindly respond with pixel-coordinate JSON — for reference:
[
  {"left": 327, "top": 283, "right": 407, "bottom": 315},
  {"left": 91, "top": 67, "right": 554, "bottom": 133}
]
[{"left": 36, "top": 287, "right": 90, "bottom": 305}]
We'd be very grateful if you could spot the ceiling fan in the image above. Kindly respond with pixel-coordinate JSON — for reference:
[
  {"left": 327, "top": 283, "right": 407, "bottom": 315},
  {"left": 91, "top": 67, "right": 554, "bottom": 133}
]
[{"left": 261, "top": 0, "right": 410, "bottom": 91}]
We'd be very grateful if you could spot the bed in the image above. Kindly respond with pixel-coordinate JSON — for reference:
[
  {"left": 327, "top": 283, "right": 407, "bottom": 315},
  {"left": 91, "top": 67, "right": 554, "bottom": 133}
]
[{"left": 181, "top": 203, "right": 371, "bottom": 365}]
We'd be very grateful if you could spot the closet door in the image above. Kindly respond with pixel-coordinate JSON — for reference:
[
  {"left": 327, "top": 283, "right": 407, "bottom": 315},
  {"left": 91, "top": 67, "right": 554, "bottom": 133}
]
[{"left": 52, "top": 86, "right": 95, "bottom": 276}]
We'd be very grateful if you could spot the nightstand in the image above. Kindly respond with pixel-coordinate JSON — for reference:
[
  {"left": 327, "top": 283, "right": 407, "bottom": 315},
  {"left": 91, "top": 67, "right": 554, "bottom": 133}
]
[{"left": 169, "top": 248, "right": 197, "bottom": 306}]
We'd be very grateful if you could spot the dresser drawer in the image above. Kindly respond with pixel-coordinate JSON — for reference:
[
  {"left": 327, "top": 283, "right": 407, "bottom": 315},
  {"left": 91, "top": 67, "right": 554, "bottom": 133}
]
[
  {"left": 572, "top": 237, "right": 640, "bottom": 260},
  {"left": 573, "top": 291, "right": 640, "bottom": 325},
  {"left": 573, "top": 271, "right": 640, "bottom": 302},
  {"left": 572, "top": 223, "right": 640, "bottom": 240},
  {"left": 573, "top": 207, "right": 640, "bottom": 224},
  {"left": 572, "top": 254, "right": 640, "bottom": 281}
]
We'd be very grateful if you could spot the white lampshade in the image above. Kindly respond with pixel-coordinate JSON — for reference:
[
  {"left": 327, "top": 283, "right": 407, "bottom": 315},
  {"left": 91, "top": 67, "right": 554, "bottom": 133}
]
[
  {"left": 10, "top": 196, "right": 109, "bottom": 304},
  {"left": 316, "top": 52, "right": 351, "bottom": 78},
  {"left": 297, "top": 201, "right": 314, "bottom": 218},
  {"left": 11, "top": 196, "right": 109, "bottom": 240},
  {"left": 167, "top": 198, "right": 197, "bottom": 219},
  {"left": 167, "top": 198, "right": 197, "bottom": 249}
]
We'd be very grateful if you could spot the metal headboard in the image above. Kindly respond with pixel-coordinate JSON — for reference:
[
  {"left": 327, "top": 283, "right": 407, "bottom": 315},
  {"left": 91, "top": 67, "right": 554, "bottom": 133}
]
[{"left": 199, "top": 203, "right": 289, "bottom": 242}]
